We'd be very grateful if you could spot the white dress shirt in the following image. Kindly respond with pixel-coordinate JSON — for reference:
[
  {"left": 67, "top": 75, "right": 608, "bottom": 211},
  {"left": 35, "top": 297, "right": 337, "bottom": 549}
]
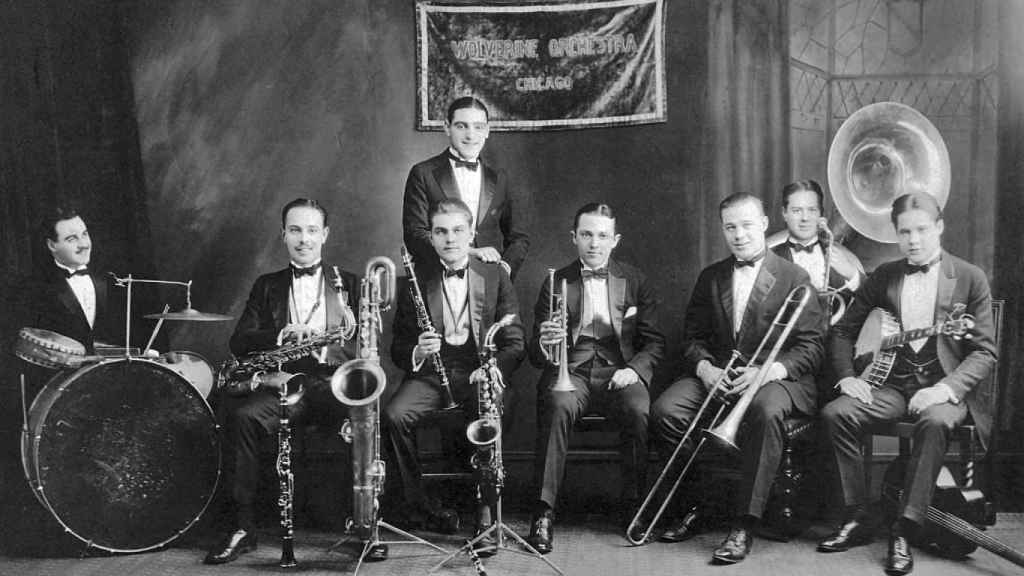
[
  {"left": 900, "top": 253, "right": 941, "bottom": 353},
  {"left": 448, "top": 148, "right": 483, "bottom": 225},
  {"left": 56, "top": 261, "right": 96, "bottom": 328},
  {"left": 732, "top": 257, "right": 764, "bottom": 335},
  {"left": 578, "top": 262, "right": 614, "bottom": 340},
  {"left": 789, "top": 239, "right": 827, "bottom": 291},
  {"left": 412, "top": 257, "right": 471, "bottom": 371},
  {"left": 286, "top": 261, "right": 328, "bottom": 331}
]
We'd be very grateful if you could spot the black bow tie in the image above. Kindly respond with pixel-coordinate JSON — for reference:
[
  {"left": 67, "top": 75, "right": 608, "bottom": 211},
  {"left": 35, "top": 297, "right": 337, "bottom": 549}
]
[
  {"left": 448, "top": 151, "right": 479, "bottom": 172},
  {"left": 444, "top": 267, "right": 467, "bottom": 279},
  {"left": 581, "top": 267, "right": 609, "bottom": 280},
  {"left": 63, "top": 267, "right": 89, "bottom": 278},
  {"left": 789, "top": 241, "right": 818, "bottom": 254},
  {"left": 905, "top": 261, "right": 933, "bottom": 275},
  {"left": 291, "top": 264, "right": 320, "bottom": 278},
  {"left": 734, "top": 252, "right": 765, "bottom": 269}
]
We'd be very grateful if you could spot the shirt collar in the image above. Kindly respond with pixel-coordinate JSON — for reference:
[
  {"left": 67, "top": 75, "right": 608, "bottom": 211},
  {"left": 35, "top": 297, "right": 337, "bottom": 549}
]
[
  {"left": 447, "top": 147, "right": 479, "bottom": 164},
  {"left": 289, "top": 259, "right": 322, "bottom": 273},
  {"left": 786, "top": 236, "right": 819, "bottom": 247},
  {"left": 54, "top": 260, "right": 87, "bottom": 276},
  {"left": 441, "top": 257, "right": 470, "bottom": 273},
  {"left": 579, "top": 259, "right": 611, "bottom": 272},
  {"left": 907, "top": 250, "right": 942, "bottom": 269}
]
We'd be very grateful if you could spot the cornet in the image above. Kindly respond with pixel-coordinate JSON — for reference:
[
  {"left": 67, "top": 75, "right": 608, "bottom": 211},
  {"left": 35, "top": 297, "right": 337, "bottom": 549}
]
[{"left": 542, "top": 269, "right": 574, "bottom": 392}]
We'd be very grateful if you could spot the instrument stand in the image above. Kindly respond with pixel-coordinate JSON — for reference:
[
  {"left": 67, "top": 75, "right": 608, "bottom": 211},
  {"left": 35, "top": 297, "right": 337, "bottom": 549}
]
[
  {"left": 328, "top": 518, "right": 448, "bottom": 576},
  {"left": 429, "top": 498, "right": 565, "bottom": 576}
]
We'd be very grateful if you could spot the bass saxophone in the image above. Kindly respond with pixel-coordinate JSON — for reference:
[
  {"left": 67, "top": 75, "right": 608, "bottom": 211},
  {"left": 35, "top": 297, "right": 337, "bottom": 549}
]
[
  {"left": 399, "top": 245, "right": 458, "bottom": 410},
  {"left": 331, "top": 257, "right": 396, "bottom": 542},
  {"left": 466, "top": 314, "right": 517, "bottom": 507}
]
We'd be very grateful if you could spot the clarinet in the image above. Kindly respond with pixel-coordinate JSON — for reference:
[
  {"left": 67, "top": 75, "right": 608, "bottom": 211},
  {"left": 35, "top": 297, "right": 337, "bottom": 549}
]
[
  {"left": 276, "top": 371, "right": 298, "bottom": 568},
  {"left": 400, "top": 246, "right": 458, "bottom": 410},
  {"left": 465, "top": 539, "right": 489, "bottom": 576}
]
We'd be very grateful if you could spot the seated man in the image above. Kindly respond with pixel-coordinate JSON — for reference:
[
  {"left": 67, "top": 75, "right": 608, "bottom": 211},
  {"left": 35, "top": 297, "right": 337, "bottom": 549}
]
[
  {"left": 204, "top": 198, "right": 361, "bottom": 564},
  {"left": 383, "top": 198, "right": 524, "bottom": 552},
  {"left": 650, "top": 193, "right": 824, "bottom": 564},
  {"left": 527, "top": 203, "right": 665, "bottom": 554},
  {"left": 818, "top": 192, "right": 996, "bottom": 576}
]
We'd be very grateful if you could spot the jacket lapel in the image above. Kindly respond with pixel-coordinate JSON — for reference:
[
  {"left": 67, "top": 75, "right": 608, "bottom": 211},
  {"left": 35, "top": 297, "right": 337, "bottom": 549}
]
[
  {"left": 935, "top": 252, "right": 957, "bottom": 324},
  {"left": 427, "top": 272, "right": 445, "bottom": 335},
  {"left": 887, "top": 265, "right": 904, "bottom": 325},
  {"left": 468, "top": 262, "right": 487, "bottom": 350},
  {"left": 565, "top": 263, "right": 583, "bottom": 344},
  {"left": 717, "top": 261, "right": 735, "bottom": 346},
  {"left": 271, "top": 268, "right": 291, "bottom": 330},
  {"left": 476, "top": 164, "right": 497, "bottom": 227},
  {"left": 738, "top": 254, "right": 777, "bottom": 341},
  {"left": 608, "top": 259, "right": 626, "bottom": 340},
  {"left": 433, "top": 155, "right": 459, "bottom": 201}
]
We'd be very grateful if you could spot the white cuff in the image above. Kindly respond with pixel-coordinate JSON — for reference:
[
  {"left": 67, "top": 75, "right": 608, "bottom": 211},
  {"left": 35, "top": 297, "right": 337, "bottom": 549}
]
[
  {"left": 411, "top": 345, "right": 426, "bottom": 372},
  {"left": 498, "top": 260, "right": 511, "bottom": 276},
  {"left": 768, "top": 361, "right": 789, "bottom": 382}
]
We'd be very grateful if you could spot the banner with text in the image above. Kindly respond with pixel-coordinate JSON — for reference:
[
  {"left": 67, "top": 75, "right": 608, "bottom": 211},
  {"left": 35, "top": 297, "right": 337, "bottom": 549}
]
[{"left": 416, "top": 0, "right": 666, "bottom": 131}]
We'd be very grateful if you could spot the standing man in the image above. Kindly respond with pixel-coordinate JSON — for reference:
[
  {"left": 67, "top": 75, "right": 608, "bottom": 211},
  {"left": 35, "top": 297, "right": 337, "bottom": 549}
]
[
  {"left": 402, "top": 97, "right": 531, "bottom": 280},
  {"left": 774, "top": 179, "right": 863, "bottom": 301},
  {"left": 650, "top": 193, "right": 824, "bottom": 564},
  {"left": 526, "top": 203, "right": 665, "bottom": 554},
  {"left": 384, "top": 198, "right": 524, "bottom": 554},
  {"left": 817, "top": 192, "right": 996, "bottom": 576},
  {"left": 204, "top": 198, "right": 363, "bottom": 564}
]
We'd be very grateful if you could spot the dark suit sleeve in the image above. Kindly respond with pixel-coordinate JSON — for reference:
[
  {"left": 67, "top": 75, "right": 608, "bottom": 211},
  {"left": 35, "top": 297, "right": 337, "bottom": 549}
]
[
  {"left": 681, "top": 267, "right": 718, "bottom": 373},
  {"left": 528, "top": 274, "right": 553, "bottom": 369},
  {"left": 943, "top": 266, "right": 997, "bottom": 400},
  {"left": 389, "top": 283, "right": 420, "bottom": 374},
  {"left": 773, "top": 270, "right": 825, "bottom": 381},
  {"left": 497, "top": 171, "right": 531, "bottom": 281},
  {"left": 229, "top": 276, "right": 280, "bottom": 357},
  {"left": 625, "top": 271, "right": 665, "bottom": 386},
  {"left": 492, "top": 266, "right": 526, "bottom": 377},
  {"left": 402, "top": 164, "right": 435, "bottom": 269},
  {"left": 830, "top": 265, "right": 892, "bottom": 381}
]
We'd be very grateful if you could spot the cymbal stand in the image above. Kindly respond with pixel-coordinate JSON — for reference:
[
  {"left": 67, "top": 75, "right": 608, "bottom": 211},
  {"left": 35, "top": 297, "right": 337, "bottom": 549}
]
[{"left": 110, "top": 274, "right": 192, "bottom": 357}]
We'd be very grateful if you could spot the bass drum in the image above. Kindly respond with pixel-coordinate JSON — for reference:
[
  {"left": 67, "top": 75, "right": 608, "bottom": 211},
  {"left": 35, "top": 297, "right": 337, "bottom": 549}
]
[{"left": 21, "top": 358, "right": 221, "bottom": 553}]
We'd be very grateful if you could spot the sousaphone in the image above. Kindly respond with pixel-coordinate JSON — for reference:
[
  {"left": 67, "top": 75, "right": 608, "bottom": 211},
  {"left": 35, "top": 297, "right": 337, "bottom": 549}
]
[{"left": 828, "top": 102, "right": 950, "bottom": 243}]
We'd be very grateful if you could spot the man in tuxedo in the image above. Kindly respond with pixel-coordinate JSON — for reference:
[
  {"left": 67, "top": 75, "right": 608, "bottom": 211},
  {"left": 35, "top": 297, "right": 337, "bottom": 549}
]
[
  {"left": 650, "top": 193, "right": 824, "bottom": 564},
  {"left": 817, "top": 192, "right": 996, "bottom": 576},
  {"left": 402, "top": 97, "right": 531, "bottom": 280},
  {"left": 384, "top": 198, "right": 524, "bottom": 555},
  {"left": 526, "top": 203, "right": 665, "bottom": 554},
  {"left": 773, "top": 179, "right": 863, "bottom": 301},
  {"left": 204, "top": 198, "right": 362, "bottom": 564}
]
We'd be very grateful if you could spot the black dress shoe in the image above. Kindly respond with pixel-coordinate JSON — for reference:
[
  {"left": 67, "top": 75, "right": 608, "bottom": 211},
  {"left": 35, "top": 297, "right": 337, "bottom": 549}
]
[
  {"left": 363, "top": 542, "right": 388, "bottom": 562},
  {"left": 712, "top": 527, "right": 752, "bottom": 564},
  {"left": 471, "top": 528, "right": 498, "bottom": 558},
  {"left": 659, "top": 507, "right": 702, "bottom": 543},
  {"left": 885, "top": 534, "right": 914, "bottom": 575},
  {"left": 817, "top": 518, "right": 873, "bottom": 552},
  {"left": 526, "top": 510, "right": 554, "bottom": 555},
  {"left": 425, "top": 507, "right": 461, "bottom": 534},
  {"left": 204, "top": 529, "right": 257, "bottom": 565}
]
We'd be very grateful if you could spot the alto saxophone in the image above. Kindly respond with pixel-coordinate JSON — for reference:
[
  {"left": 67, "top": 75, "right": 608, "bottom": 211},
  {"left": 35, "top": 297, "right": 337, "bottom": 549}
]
[
  {"left": 399, "top": 246, "right": 458, "bottom": 410},
  {"left": 217, "top": 268, "right": 357, "bottom": 397},
  {"left": 466, "top": 314, "right": 517, "bottom": 507},
  {"left": 331, "top": 257, "right": 396, "bottom": 543}
]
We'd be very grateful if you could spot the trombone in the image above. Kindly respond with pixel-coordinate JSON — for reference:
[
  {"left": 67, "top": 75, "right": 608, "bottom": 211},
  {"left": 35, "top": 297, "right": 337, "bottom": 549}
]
[
  {"left": 624, "top": 284, "right": 813, "bottom": 545},
  {"left": 542, "top": 268, "right": 574, "bottom": 392}
]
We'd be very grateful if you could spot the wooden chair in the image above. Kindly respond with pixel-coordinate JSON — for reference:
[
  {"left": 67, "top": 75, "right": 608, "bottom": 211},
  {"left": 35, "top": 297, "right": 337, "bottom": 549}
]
[{"left": 861, "top": 299, "right": 1003, "bottom": 506}]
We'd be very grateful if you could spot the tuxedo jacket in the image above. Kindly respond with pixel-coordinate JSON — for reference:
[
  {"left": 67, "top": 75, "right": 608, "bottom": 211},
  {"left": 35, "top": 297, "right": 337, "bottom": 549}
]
[
  {"left": 528, "top": 259, "right": 666, "bottom": 386},
  {"left": 229, "top": 264, "right": 358, "bottom": 373},
  {"left": 830, "top": 251, "right": 998, "bottom": 447},
  {"left": 402, "top": 151, "right": 531, "bottom": 280},
  {"left": 681, "top": 250, "right": 825, "bottom": 413},
  {"left": 26, "top": 262, "right": 120, "bottom": 353},
  {"left": 772, "top": 242, "right": 864, "bottom": 296},
  {"left": 391, "top": 259, "right": 525, "bottom": 379}
]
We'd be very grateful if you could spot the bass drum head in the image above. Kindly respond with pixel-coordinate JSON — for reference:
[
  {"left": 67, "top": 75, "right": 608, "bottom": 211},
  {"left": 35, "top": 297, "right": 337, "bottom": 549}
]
[{"left": 22, "top": 359, "right": 220, "bottom": 553}]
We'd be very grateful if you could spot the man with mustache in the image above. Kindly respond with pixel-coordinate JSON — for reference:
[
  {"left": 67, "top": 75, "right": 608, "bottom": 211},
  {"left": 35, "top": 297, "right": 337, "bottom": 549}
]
[{"left": 402, "top": 97, "right": 531, "bottom": 280}]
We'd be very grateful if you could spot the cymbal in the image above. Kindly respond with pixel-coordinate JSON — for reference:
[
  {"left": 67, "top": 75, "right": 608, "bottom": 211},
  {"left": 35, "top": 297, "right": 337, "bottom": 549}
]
[{"left": 144, "top": 308, "right": 233, "bottom": 322}]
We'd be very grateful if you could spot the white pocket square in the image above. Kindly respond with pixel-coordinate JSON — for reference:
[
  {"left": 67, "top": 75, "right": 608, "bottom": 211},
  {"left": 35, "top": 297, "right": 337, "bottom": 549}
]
[{"left": 624, "top": 306, "right": 637, "bottom": 319}]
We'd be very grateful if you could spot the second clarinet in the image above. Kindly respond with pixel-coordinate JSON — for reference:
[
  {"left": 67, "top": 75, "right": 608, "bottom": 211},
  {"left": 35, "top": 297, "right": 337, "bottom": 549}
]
[{"left": 400, "top": 245, "right": 458, "bottom": 410}]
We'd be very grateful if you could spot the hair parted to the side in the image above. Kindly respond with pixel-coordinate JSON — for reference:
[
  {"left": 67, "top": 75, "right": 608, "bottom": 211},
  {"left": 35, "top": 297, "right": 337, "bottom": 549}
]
[
  {"left": 40, "top": 202, "right": 82, "bottom": 243},
  {"left": 781, "top": 179, "right": 824, "bottom": 210},
  {"left": 719, "top": 192, "right": 764, "bottom": 217},
  {"left": 429, "top": 198, "right": 475, "bottom": 228},
  {"left": 573, "top": 203, "right": 616, "bottom": 230},
  {"left": 890, "top": 192, "right": 942, "bottom": 227},
  {"left": 281, "top": 198, "right": 329, "bottom": 228},
  {"left": 446, "top": 97, "right": 489, "bottom": 123}
]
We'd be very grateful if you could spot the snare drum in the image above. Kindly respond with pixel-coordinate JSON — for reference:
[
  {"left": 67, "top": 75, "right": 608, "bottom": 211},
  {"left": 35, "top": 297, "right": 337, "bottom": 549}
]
[
  {"left": 14, "top": 327, "right": 86, "bottom": 369},
  {"left": 21, "top": 358, "right": 221, "bottom": 553},
  {"left": 159, "top": 351, "right": 215, "bottom": 398}
]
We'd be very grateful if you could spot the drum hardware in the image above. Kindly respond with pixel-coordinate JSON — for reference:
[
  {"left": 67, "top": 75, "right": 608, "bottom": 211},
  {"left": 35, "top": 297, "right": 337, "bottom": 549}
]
[
  {"left": 625, "top": 285, "right": 813, "bottom": 545},
  {"left": 431, "top": 315, "right": 565, "bottom": 576},
  {"left": 15, "top": 327, "right": 99, "bottom": 369}
]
